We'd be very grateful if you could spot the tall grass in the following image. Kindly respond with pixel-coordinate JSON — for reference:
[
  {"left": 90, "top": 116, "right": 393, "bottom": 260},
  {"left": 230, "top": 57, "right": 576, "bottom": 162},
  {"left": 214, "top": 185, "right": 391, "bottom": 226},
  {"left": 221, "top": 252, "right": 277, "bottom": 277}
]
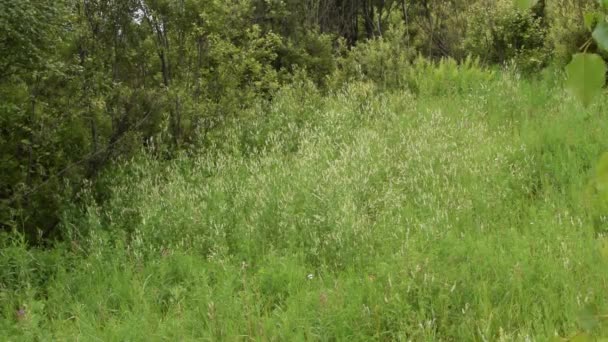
[{"left": 2, "top": 61, "right": 608, "bottom": 340}]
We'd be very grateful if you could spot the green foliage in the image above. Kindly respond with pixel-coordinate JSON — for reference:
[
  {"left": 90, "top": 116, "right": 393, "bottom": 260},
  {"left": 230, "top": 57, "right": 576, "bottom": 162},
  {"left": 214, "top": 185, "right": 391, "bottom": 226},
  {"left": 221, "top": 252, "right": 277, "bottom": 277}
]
[
  {"left": 464, "top": 0, "right": 548, "bottom": 72},
  {"left": 565, "top": 53, "right": 606, "bottom": 107},
  {"left": 402, "top": 55, "right": 495, "bottom": 97},
  {"left": 0, "top": 0, "right": 67, "bottom": 78},
  {"left": 7, "top": 0, "right": 608, "bottom": 243},
  {"left": 515, "top": 0, "right": 539, "bottom": 11},
  {"left": 585, "top": 12, "right": 603, "bottom": 32},
  {"left": 548, "top": 0, "right": 608, "bottom": 107},
  {"left": 594, "top": 21, "right": 608, "bottom": 51},
  {"left": 5, "top": 0, "right": 608, "bottom": 340},
  {"left": 275, "top": 31, "right": 336, "bottom": 88},
  {"left": 0, "top": 0, "right": 335, "bottom": 241},
  {"left": 330, "top": 23, "right": 414, "bottom": 90},
  {"left": 0, "top": 0, "right": 79, "bottom": 240},
  {"left": 3, "top": 70, "right": 608, "bottom": 339},
  {"left": 546, "top": 0, "right": 596, "bottom": 65}
]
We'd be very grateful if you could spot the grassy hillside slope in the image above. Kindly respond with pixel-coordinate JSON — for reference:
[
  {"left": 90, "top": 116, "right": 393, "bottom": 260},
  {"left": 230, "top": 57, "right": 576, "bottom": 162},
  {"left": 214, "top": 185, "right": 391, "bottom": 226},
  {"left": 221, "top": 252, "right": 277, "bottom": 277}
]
[{"left": 2, "top": 63, "right": 608, "bottom": 340}]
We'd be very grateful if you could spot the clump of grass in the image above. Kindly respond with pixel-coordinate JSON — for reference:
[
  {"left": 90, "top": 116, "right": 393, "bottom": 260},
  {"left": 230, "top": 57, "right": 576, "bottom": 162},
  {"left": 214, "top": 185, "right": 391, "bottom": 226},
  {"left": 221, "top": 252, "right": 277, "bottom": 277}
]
[{"left": 2, "top": 64, "right": 608, "bottom": 340}]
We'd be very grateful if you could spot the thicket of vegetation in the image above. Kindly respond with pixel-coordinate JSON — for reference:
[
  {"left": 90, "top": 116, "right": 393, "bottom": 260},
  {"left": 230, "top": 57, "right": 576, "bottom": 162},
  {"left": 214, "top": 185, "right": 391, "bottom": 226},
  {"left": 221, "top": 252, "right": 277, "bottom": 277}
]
[{"left": 3, "top": 0, "right": 608, "bottom": 340}]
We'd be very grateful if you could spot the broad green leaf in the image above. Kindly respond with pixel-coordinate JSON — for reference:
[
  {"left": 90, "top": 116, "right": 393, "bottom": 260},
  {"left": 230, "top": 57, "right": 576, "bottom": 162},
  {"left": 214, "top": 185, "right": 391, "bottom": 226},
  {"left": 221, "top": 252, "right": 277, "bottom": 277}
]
[
  {"left": 593, "top": 21, "right": 608, "bottom": 51},
  {"left": 600, "top": 0, "right": 608, "bottom": 9},
  {"left": 565, "top": 53, "right": 606, "bottom": 107},
  {"left": 514, "top": 0, "right": 538, "bottom": 11}
]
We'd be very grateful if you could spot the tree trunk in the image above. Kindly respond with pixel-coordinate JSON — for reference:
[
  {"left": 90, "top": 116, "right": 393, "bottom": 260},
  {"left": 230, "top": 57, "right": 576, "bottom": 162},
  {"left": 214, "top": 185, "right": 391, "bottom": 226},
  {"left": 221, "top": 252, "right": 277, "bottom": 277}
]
[{"left": 363, "top": 1, "right": 375, "bottom": 39}]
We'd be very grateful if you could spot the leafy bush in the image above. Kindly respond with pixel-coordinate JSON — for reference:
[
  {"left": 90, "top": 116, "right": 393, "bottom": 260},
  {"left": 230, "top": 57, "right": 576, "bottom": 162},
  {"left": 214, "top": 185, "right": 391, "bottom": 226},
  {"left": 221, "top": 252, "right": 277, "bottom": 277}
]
[
  {"left": 274, "top": 31, "right": 336, "bottom": 88},
  {"left": 329, "top": 22, "right": 495, "bottom": 97},
  {"left": 463, "top": 0, "right": 548, "bottom": 72},
  {"left": 545, "top": 0, "right": 597, "bottom": 65},
  {"left": 329, "top": 23, "right": 415, "bottom": 90}
]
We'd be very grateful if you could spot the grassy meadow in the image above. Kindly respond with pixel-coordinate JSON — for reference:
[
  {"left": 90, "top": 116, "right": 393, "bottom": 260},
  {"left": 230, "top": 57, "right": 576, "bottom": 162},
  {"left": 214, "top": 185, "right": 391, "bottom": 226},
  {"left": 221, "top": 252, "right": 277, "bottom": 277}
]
[{"left": 2, "top": 61, "right": 608, "bottom": 341}]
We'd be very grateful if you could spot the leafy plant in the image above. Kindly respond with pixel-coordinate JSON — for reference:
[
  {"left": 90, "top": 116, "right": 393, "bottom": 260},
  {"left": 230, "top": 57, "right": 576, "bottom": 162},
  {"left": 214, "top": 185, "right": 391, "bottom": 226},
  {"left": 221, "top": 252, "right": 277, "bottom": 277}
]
[
  {"left": 520, "top": 0, "right": 608, "bottom": 107},
  {"left": 566, "top": 53, "right": 607, "bottom": 107},
  {"left": 561, "top": 1, "right": 607, "bottom": 107},
  {"left": 464, "top": 0, "right": 547, "bottom": 72}
]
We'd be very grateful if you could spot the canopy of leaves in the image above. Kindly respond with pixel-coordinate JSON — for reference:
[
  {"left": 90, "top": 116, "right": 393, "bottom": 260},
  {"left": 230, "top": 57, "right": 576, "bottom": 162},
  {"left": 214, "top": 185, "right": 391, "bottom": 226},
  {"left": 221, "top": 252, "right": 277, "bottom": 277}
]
[{"left": 0, "top": 0, "right": 66, "bottom": 78}]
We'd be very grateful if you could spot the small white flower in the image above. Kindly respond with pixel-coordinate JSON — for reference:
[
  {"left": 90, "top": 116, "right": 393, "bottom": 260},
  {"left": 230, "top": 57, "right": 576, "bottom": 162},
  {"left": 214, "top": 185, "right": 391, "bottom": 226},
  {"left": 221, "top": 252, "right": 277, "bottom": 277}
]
[{"left": 307, "top": 273, "right": 314, "bottom": 280}]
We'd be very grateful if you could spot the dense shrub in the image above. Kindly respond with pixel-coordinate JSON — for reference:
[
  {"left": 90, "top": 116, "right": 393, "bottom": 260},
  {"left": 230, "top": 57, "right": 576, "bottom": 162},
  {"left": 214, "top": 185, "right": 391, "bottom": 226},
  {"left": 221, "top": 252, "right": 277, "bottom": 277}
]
[
  {"left": 329, "top": 23, "right": 415, "bottom": 90},
  {"left": 463, "top": 0, "right": 548, "bottom": 72},
  {"left": 545, "top": 0, "right": 597, "bottom": 65},
  {"left": 274, "top": 31, "right": 336, "bottom": 88}
]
